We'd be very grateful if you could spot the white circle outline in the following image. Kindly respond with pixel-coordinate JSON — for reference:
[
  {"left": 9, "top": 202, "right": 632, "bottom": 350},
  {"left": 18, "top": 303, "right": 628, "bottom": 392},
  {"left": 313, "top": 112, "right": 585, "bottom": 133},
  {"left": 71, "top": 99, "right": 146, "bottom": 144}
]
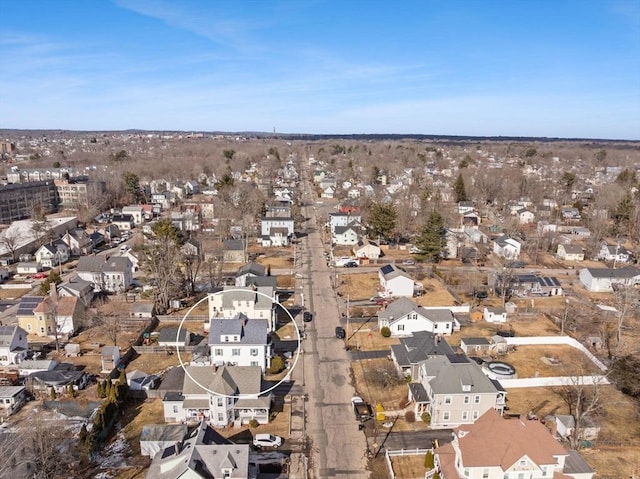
[{"left": 175, "top": 288, "right": 301, "bottom": 398}]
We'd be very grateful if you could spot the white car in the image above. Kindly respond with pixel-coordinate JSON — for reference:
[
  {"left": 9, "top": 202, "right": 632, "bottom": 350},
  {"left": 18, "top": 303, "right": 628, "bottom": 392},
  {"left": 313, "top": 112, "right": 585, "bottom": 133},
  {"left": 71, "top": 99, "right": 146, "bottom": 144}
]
[{"left": 253, "top": 433, "right": 283, "bottom": 448}]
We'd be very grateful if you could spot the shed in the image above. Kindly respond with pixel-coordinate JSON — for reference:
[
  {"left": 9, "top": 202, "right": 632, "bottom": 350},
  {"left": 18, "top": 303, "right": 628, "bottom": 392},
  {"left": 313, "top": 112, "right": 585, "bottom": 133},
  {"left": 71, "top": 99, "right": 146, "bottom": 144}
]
[
  {"left": 130, "top": 302, "right": 155, "bottom": 319},
  {"left": 64, "top": 343, "right": 81, "bottom": 357},
  {"left": 158, "top": 328, "right": 190, "bottom": 348},
  {"left": 460, "top": 337, "right": 491, "bottom": 355},
  {"left": 101, "top": 346, "right": 120, "bottom": 373}
]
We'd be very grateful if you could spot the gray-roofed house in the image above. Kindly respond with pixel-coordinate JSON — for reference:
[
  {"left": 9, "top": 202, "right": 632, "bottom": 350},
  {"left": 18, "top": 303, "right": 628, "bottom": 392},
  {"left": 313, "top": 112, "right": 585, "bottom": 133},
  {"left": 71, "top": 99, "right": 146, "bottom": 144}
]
[
  {"left": 390, "top": 330, "right": 455, "bottom": 378},
  {"left": 332, "top": 222, "right": 360, "bottom": 246},
  {"left": 556, "top": 244, "right": 585, "bottom": 261},
  {"left": 140, "top": 423, "right": 188, "bottom": 458},
  {"left": 163, "top": 365, "right": 271, "bottom": 427},
  {"left": 145, "top": 421, "right": 256, "bottom": 479},
  {"left": 27, "top": 366, "right": 90, "bottom": 393},
  {"left": 235, "top": 262, "right": 266, "bottom": 287},
  {"left": 378, "top": 297, "right": 458, "bottom": 337},
  {"left": 0, "top": 325, "right": 28, "bottom": 366},
  {"left": 378, "top": 264, "right": 416, "bottom": 297},
  {"left": 0, "top": 386, "right": 27, "bottom": 418},
  {"left": 409, "top": 354, "right": 507, "bottom": 428},
  {"left": 578, "top": 267, "right": 640, "bottom": 292},
  {"left": 58, "top": 275, "right": 94, "bottom": 306},
  {"left": 207, "top": 286, "right": 277, "bottom": 331},
  {"left": 76, "top": 255, "right": 133, "bottom": 293},
  {"left": 208, "top": 315, "right": 271, "bottom": 372},
  {"left": 223, "top": 239, "right": 247, "bottom": 264},
  {"left": 101, "top": 346, "right": 120, "bottom": 372},
  {"left": 35, "top": 240, "right": 70, "bottom": 268}
]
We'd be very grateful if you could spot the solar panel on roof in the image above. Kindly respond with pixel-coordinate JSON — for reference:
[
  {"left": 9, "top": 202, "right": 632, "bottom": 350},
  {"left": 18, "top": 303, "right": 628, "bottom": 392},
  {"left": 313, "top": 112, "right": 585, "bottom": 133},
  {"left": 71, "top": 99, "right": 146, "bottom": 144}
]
[
  {"left": 380, "top": 264, "right": 394, "bottom": 275},
  {"left": 17, "top": 296, "right": 44, "bottom": 316}
]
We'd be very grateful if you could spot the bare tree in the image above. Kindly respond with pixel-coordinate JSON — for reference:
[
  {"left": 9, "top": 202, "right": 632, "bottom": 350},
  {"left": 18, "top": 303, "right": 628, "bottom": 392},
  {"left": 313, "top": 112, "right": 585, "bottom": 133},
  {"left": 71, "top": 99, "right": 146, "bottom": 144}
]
[
  {"left": 0, "top": 420, "right": 75, "bottom": 479},
  {"left": 612, "top": 286, "right": 640, "bottom": 356},
  {"left": 0, "top": 228, "right": 22, "bottom": 262},
  {"left": 91, "top": 307, "right": 122, "bottom": 347},
  {"left": 551, "top": 373, "right": 605, "bottom": 449}
]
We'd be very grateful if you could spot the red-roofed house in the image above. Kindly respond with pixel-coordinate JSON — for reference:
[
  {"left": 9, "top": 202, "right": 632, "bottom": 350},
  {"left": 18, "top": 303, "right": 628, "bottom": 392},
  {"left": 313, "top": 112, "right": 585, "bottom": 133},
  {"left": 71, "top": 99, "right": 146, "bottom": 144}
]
[{"left": 434, "top": 409, "right": 595, "bottom": 479}]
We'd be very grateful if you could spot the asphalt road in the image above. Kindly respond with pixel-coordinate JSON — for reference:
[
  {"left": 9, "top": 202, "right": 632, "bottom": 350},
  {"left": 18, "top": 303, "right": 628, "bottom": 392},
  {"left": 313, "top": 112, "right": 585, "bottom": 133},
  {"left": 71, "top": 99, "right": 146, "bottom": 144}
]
[{"left": 289, "top": 165, "right": 370, "bottom": 479}]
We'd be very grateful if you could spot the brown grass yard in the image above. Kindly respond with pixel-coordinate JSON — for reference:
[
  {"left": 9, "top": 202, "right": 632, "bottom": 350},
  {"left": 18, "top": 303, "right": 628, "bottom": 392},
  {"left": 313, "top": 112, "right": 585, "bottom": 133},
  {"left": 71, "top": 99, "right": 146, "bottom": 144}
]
[
  {"left": 389, "top": 454, "right": 428, "bottom": 479},
  {"left": 502, "top": 345, "right": 601, "bottom": 378},
  {"left": 506, "top": 385, "right": 640, "bottom": 479},
  {"left": 338, "top": 272, "right": 379, "bottom": 300},
  {"left": 351, "top": 357, "right": 408, "bottom": 411},
  {"left": 0, "top": 287, "right": 32, "bottom": 299}
]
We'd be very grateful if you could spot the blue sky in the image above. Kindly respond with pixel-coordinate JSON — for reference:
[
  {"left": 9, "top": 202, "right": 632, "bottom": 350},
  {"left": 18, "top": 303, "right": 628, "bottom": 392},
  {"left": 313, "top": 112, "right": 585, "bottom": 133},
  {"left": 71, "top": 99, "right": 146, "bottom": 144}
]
[{"left": 1, "top": 1, "right": 639, "bottom": 139}]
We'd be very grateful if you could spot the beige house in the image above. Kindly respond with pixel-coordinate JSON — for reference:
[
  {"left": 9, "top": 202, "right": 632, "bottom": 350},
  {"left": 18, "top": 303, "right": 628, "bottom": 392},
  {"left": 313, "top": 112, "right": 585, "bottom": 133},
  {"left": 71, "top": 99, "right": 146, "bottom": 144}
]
[
  {"left": 435, "top": 409, "right": 595, "bottom": 479},
  {"left": 557, "top": 244, "right": 585, "bottom": 261},
  {"left": 24, "top": 290, "right": 83, "bottom": 337}
]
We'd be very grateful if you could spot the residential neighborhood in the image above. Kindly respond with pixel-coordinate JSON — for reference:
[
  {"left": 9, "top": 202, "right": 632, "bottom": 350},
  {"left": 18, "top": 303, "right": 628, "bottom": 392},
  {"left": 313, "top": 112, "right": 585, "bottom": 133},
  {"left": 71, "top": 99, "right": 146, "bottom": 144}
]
[{"left": 0, "top": 132, "right": 638, "bottom": 479}]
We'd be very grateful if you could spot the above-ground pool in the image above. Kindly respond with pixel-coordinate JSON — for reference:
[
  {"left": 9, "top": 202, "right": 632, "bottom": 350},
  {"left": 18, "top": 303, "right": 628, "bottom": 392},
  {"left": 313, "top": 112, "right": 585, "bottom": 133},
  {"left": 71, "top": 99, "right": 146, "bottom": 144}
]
[{"left": 483, "top": 361, "right": 517, "bottom": 380}]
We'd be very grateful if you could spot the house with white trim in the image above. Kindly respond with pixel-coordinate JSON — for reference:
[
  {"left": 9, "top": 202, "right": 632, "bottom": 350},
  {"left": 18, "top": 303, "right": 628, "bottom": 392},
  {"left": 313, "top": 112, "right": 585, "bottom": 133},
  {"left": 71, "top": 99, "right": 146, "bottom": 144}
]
[
  {"left": 408, "top": 354, "right": 506, "bottom": 429},
  {"left": 434, "top": 409, "right": 594, "bottom": 479},
  {"left": 35, "top": 241, "right": 70, "bottom": 268},
  {"left": 493, "top": 236, "right": 521, "bottom": 259},
  {"left": 578, "top": 267, "right": 640, "bottom": 292},
  {"left": 483, "top": 306, "right": 507, "bottom": 323},
  {"left": 597, "top": 242, "right": 631, "bottom": 263},
  {"left": 378, "top": 264, "right": 416, "bottom": 297},
  {"left": 333, "top": 223, "right": 360, "bottom": 246},
  {"left": 0, "top": 325, "right": 28, "bottom": 366},
  {"left": 207, "top": 286, "right": 276, "bottom": 331},
  {"left": 163, "top": 365, "right": 271, "bottom": 427},
  {"left": 378, "top": 297, "right": 458, "bottom": 336},
  {"left": 557, "top": 244, "right": 585, "bottom": 261},
  {"left": 208, "top": 315, "right": 271, "bottom": 372},
  {"left": 353, "top": 239, "right": 381, "bottom": 260}
]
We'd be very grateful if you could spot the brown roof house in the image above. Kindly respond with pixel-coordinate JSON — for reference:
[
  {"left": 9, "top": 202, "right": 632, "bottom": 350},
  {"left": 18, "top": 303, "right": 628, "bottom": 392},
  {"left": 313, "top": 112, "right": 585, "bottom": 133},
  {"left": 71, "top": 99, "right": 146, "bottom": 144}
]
[{"left": 434, "top": 409, "right": 595, "bottom": 479}]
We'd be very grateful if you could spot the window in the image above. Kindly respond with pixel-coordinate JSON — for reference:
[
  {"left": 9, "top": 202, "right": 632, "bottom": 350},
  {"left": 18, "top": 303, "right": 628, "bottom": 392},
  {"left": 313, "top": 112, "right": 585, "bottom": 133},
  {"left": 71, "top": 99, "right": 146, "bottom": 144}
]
[
  {"left": 463, "top": 469, "right": 469, "bottom": 478},
  {"left": 27, "top": 324, "right": 32, "bottom": 331},
  {"left": 172, "top": 405, "right": 178, "bottom": 413},
  {"left": 483, "top": 469, "right": 489, "bottom": 479},
  {"left": 250, "top": 361, "right": 259, "bottom": 367},
  {"left": 473, "top": 410, "right": 479, "bottom": 420},
  {"left": 217, "top": 398, "right": 223, "bottom": 407},
  {"left": 463, "top": 395, "right": 470, "bottom": 404},
  {"left": 233, "top": 335, "right": 239, "bottom": 341},
  {"left": 462, "top": 411, "right": 469, "bottom": 420},
  {"left": 250, "top": 348, "right": 258, "bottom": 356},
  {"left": 397, "top": 324, "right": 404, "bottom": 331},
  {"left": 517, "top": 474, "right": 524, "bottom": 479},
  {"left": 443, "top": 411, "right": 450, "bottom": 421},
  {"left": 217, "top": 413, "right": 224, "bottom": 422},
  {"left": 232, "top": 349, "right": 240, "bottom": 356},
  {"left": 444, "top": 396, "right": 452, "bottom": 405},
  {"left": 474, "top": 395, "right": 481, "bottom": 404}
]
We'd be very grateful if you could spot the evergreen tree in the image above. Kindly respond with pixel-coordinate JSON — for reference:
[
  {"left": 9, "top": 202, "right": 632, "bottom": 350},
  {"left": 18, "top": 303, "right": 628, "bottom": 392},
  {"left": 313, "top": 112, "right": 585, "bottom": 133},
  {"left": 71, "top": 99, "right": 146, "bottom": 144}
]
[
  {"left": 50, "top": 386, "right": 56, "bottom": 400},
  {"left": 415, "top": 211, "right": 447, "bottom": 262},
  {"left": 453, "top": 173, "right": 468, "bottom": 202},
  {"left": 96, "top": 381, "right": 104, "bottom": 398},
  {"left": 367, "top": 202, "right": 397, "bottom": 242},
  {"left": 612, "top": 191, "right": 636, "bottom": 236}
]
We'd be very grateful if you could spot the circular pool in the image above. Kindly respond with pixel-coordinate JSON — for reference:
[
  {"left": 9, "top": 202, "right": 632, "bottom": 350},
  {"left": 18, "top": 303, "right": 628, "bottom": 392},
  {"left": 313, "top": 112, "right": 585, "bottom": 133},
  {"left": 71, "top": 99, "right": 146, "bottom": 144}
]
[{"left": 484, "top": 361, "right": 517, "bottom": 379}]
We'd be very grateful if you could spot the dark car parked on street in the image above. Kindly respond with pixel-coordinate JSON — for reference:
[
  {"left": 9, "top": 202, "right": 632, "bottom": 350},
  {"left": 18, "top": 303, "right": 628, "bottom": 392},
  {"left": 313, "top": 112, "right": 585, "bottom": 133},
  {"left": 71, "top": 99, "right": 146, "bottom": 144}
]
[
  {"left": 335, "top": 326, "right": 346, "bottom": 339},
  {"left": 303, "top": 311, "right": 313, "bottom": 322}
]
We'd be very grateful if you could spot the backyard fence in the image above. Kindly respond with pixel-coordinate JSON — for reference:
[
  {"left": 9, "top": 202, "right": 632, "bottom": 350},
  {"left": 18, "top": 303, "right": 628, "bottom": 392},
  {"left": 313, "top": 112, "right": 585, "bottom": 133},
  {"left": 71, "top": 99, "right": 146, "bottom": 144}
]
[{"left": 384, "top": 448, "right": 432, "bottom": 479}]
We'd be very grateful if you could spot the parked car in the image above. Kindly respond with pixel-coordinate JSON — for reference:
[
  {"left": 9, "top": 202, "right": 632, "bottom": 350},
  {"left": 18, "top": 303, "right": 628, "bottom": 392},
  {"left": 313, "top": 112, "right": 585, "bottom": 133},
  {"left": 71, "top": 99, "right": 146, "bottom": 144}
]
[
  {"left": 344, "top": 261, "right": 358, "bottom": 268},
  {"left": 402, "top": 260, "right": 415, "bottom": 266},
  {"left": 253, "top": 434, "right": 282, "bottom": 449},
  {"left": 473, "top": 290, "right": 489, "bottom": 300},
  {"left": 335, "top": 326, "right": 346, "bottom": 339},
  {"left": 32, "top": 272, "right": 48, "bottom": 279},
  {"left": 351, "top": 396, "right": 374, "bottom": 422},
  {"left": 303, "top": 311, "right": 313, "bottom": 322}
]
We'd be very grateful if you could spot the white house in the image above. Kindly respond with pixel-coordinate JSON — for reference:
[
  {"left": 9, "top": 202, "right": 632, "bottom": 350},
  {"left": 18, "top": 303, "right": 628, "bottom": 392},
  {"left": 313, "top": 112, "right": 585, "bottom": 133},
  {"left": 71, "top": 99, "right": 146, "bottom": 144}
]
[
  {"left": 208, "top": 315, "right": 271, "bottom": 372},
  {"left": 260, "top": 216, "right": 294, "bottom": 238},
  {"left": 111, "top": 214, "right": 134, "bottom": 231},
  {"left": 483, "top": 306, "right": 507, "bottom": 323},
  {"left": 378, "top": 264, "right": 415, "bottom": 297},
  {"left": 0, "top": 386, "right": 27, "bottom": 417},
  {"left": 557, "top": 244, "right": 585, "bottom": 261},
  {"left": 493, "top": 236, "right": 521, "bottom": 259},
  {"left": 378, "top": 297, "right": 458, "bottom": 336},
  {"left": 76, "top": 255, "right": 133, "bottom": 293},
  {"left": 597, "top": 242, "right": 631, "bottom": 263},
  {"left": 333, "top": 224, "right": 359, "bottom": 245},
  {"left": 163, "top": 365, "right": 271, "bottom": 427},
  {"left": 35, "top": 241, "right": 70, "bottom": 268},
  {"left": 0, "top": 325, "right": 28, "bottom": 366},
  {"left": 353, "top": 239, "right": 381, "bottom": 260},
  {"left": 329, "top": 213, "right": 362, "bottom": 233},
  {"left": 122, "top": 205, "right": 145, "bottom": 225},
  {"left": 207, "top": 286, "right": 276, "bottom": 331},
  {"left": 516, "top": 208, "right": 535, "bottom": 224},
  {"left": 578, "top": 267, "right": 640, "bottom": 292},
  {"left": 126, "top": 370, "right": 159, "bottom": 391}
]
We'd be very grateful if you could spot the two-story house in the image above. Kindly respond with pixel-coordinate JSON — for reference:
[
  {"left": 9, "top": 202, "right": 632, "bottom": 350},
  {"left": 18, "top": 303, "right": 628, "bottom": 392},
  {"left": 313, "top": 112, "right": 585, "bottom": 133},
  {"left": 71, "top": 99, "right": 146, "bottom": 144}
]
[
  {"left": 493, "top": 236, "right": 521, "bottom": 260},
  {"left": 328, "top": 212, "right": 362, "bottom": 233},
  {"left": 578, "top": 267, "right": 640, "bottom": 292},
  {"left": 163, "top": 365, "right": 271, "bottom": 428},
  {"left": 390, "top": 330, "right": 455, "bottom": 378},
  {"left": 434, "top": 409, "right": 594, "bottom": 479},
  {"left": 122, "top": 205, "right": 145, "bottom": 225},
  {"left": 208, "top": 315, "right": 271, "bottom": 372},
  {"left": 61, "top": 229, "right": 93, "bottom": 256},
  {"left": 207, "top": 286, "right": 277, "bottom": 331},
  {"left": 378, "top": 297, "right": 458, "bottom": 337},
  {"left": 24, "top": 288, "right": 83, "bottom": 337},
  {"left": 0, "top": 325, "right": 29, "bottom": 366},
  {"left": 409, "top": 354, "right": 506, "bottom": 429},
  {"left": 260, "top": 215, "right": 294, "bottom": 246},
  {"left": 76, "top": 255, "right": 133, "bottom": 293},
  {"left": 35, "top": 241, "right": 70, "bottom": 268},
  {"left": 333, "top": 223, "right": 360, "bottom": 246},
  {"left": 556, "top": 244, "right": 585, "bottom": 261}
]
